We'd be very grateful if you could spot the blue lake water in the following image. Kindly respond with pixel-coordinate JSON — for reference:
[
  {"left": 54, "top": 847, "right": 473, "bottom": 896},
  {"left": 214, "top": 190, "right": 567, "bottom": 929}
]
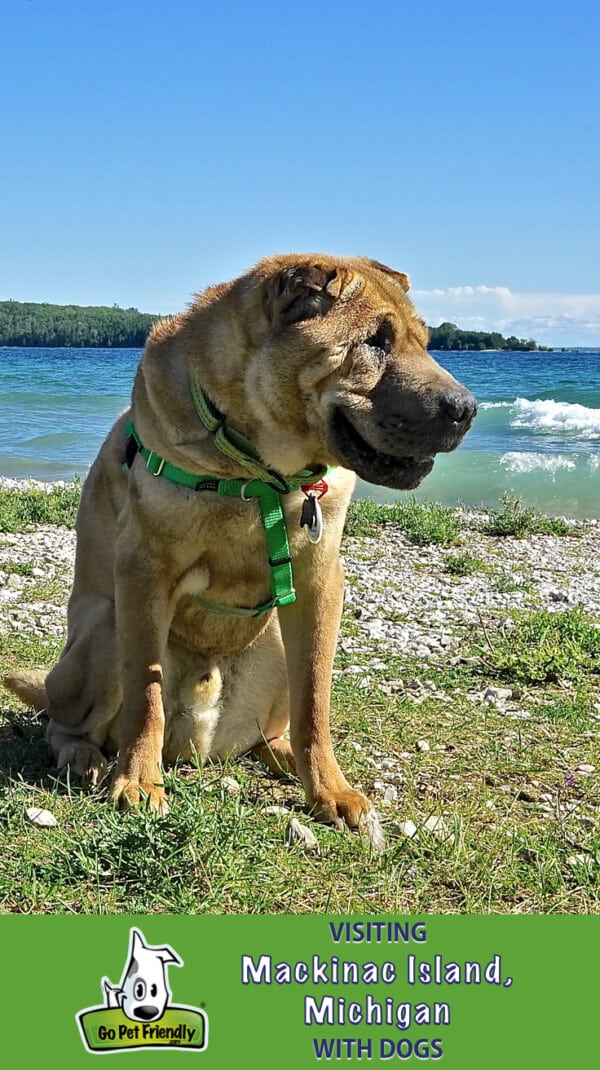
[{"left": 1, "top": 346, "right": 599, "bottom": 518}]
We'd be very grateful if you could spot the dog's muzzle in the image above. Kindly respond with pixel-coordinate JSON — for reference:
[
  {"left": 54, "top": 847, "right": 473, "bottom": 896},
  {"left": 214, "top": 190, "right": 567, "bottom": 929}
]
[{"left": 329, "top": 382, "right": 477, "bottom": 490}]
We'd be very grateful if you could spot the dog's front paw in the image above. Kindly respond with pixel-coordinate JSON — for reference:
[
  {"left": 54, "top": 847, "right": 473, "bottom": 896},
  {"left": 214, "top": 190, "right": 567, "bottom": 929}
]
[
  {"left": 310, "top": 784, "right": 371, "bottom": 830},
  {"left": 109, "top": 775, "right": 169, "bottom": 815}
]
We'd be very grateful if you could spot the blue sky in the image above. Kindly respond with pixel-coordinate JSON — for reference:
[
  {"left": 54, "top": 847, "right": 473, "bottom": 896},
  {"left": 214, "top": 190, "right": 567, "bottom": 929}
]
[{"left": 1, "top": 0, "right": 599, "bottom": 344}]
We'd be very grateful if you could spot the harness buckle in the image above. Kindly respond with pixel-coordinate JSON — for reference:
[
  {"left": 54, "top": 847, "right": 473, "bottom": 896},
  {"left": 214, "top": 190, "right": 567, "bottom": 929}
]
[
  {"left": 268, "top": 553, "right": 293, "bottom": 568},
  {"left": 146, "top": 451, "right": 166, "bottom": 477}
]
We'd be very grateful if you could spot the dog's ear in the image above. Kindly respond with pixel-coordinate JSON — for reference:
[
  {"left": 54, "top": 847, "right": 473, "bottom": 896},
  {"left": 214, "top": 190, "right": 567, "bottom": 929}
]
[
  {"left": 131, "top": 929, "right": 146, "bottom": 955},
  {"left": 155, "top": 945, "right": 183, "bottom": 967},
  {"left": 365, "top": 259, "right": 411, "bottom": 293},
  {"left": 267, "top": 264, "right": 345, "bottom": 326}
]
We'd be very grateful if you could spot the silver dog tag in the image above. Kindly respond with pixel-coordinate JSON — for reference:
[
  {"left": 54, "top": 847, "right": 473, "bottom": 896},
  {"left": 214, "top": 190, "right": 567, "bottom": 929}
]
[{"left": 300, "top": 493, "right": 324, "bottom": 544}]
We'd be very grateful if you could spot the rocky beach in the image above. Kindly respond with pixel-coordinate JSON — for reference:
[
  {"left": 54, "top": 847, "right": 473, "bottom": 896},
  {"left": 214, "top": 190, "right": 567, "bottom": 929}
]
[{"left": 2, "top": 478, "right": 600, "bottom": 658}]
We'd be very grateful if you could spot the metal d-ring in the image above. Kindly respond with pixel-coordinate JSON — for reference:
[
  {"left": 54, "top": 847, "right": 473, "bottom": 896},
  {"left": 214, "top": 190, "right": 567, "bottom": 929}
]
[{"left": 146, "top": 451, "right": 166, "bottom": 476}]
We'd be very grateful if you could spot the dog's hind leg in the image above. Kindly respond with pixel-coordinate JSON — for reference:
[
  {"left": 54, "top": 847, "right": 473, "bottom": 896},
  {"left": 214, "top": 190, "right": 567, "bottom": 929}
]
[
  {"left": 45, "top": 596, "right": 120, "bottom": 724},
  {"left": 42, "top": 596, "right": 121, "bottom": 787},
  {"left": 3, "top": 663, "right": 112, "bottom": 787}
]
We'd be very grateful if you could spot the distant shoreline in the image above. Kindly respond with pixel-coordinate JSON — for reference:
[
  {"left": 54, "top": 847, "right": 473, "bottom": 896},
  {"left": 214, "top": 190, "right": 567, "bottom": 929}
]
[
  {"left": 0, "top": 300, "right": 553, "bottom": 352},
  {"left": 2, "top": 343, "right": 597, "bottom": 353}
]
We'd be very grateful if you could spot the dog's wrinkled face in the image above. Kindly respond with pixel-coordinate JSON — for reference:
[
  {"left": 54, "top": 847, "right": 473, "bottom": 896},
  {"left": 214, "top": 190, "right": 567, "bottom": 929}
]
[{"left": 243, "top": 255, "right": 477, "bottom": 487}]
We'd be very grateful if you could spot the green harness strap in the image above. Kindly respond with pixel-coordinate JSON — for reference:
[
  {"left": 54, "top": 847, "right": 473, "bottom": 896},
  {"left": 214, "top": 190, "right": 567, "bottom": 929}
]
[{"left": 124, "top": 400, "right": 330, "bottom": 618}]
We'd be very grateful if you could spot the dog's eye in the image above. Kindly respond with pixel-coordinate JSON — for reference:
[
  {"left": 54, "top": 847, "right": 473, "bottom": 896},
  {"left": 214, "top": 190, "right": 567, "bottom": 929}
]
[
  {"left": 364, "top": 322, "right": 393, "bottom": 357},
  {"left": 134, "top": 980, "right": 146, "bottom": 1001},
  {"left": 151, "top": 984, "right": 158, "bottom": 997}
]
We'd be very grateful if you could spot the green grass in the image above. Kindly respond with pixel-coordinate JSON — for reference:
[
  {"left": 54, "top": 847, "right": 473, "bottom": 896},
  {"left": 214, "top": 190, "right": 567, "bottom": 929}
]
[
  {"left": 27, "top": 577, "right": 69, "bottom": 604},
  {"left": 493, "top": 570, "right": 531, "bottom": 594},
  {"left": 345, "top": 497, "right": 460, "bottom": 545},
  {"left": 0, "top": 482, "right": 81, "bottom": 533},
  {"left": 1, "top": 605, "right": 599, "bottom": 915},
  {"left": 1, "top": 651, "right": 599, "bottom": 914},
  {"left": 483, "top": 606, "right": 600, "bottom": 685},
  {"left": 3, "top": 561, "right": 34, "bottom": 577},
  {"left": 0, "top": 487, "right": 598, "bottom": 915},
  {"left": 541, "top": 689, "right": 598, "bottom": 728},
  {"left": 443, "top": 551, "right": 489, "bottom": 576},
  {"left": 482, "top": 494, "right": 575, "bottom": 538}
]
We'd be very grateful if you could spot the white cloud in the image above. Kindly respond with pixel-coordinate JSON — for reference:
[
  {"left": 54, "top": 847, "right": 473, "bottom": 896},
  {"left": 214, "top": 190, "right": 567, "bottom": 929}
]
[{"left": 412, "top": 286, "right": 600, "bottom": 346}]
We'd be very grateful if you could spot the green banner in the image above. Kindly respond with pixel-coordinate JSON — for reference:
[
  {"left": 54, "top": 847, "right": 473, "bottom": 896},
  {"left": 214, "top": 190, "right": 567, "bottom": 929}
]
[
  {"left": 78, "top": 1007, "right": 207, "bottom": 1052},
  {"left": 0, "top": 916, "right": 595, "bottom": 1065}
]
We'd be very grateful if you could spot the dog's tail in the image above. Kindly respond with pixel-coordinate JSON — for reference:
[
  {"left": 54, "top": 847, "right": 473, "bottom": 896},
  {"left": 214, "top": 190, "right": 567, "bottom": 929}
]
[{"left": 3, "top": 669, "right": 48, "bottom": 713}]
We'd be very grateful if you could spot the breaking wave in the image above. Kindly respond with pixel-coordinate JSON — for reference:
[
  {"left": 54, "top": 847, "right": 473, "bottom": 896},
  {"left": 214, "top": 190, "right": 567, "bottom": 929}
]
[
  {"left": 511, "top": 398, "right": 600, "bottom": 437},
  {"left": 499, "top": 452, "right": 577, "bottom": 475}
]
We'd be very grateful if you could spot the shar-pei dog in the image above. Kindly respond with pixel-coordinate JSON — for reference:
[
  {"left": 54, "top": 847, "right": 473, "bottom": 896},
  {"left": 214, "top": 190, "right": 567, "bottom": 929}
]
[{"left": 6, "top": 254, "right": 476, "bottom": 829}]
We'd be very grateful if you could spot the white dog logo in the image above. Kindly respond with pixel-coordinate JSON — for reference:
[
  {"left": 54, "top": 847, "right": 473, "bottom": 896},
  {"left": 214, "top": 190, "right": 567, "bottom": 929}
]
[{"left": 102, "top": 927, "right": 182, "bottom": 1022}]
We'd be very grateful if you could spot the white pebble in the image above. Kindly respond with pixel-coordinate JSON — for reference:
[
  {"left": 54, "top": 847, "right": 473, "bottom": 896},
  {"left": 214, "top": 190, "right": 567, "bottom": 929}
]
[
  {"left": 423, "top": 815, "right": 454, "bottom": 841},
  {"left": 221, "top": 776, "right": 241, "bottom": 795},
  {"left": 394, "top": 820, "right": 418, "bottom": 839},
  {"left": 26, "top": 807, "right": 57, "bottom": 828},
  {"left": 568, "top": 854, "right": 593, "bottom": 869}
]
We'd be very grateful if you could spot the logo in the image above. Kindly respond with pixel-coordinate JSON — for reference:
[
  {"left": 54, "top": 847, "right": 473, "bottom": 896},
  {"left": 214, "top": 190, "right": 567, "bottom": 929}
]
[{"left": 77, "top": 927, "right": 208, "bottom": 1054}]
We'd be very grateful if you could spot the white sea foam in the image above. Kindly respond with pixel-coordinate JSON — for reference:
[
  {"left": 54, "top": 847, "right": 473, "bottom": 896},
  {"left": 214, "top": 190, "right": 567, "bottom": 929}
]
[
  {"left": 499, "top": 452, "right": 576, "bottom": 475},
  {"left": 511, "top": 397, "right": 600, "bottom": 437}
]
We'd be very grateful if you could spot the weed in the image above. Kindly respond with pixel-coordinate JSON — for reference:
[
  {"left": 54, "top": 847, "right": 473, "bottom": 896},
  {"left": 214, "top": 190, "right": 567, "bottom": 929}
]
[
  {"left": 541, "top": 689, "right": 598, "bottom": 728},
  {"left": 344, "top": 500, "right": 391, "bottom": 537},
  {"left": 0, "top": 482, "right": 81, "bottom": 533},
  {"left": 345, "top": 498, "right": 460, "bottom": 546},
  {"left": 482, "top": 494, "right": 574, "bottom": 538},
  {"left": 485, "top": 606, "right": 600, "bottom": 685},
  {"left": 493, "top": 572, "right": 530, "bottom": 594},
  {"left": 392, "top": 498, "right": 461, "bottom": 546},
  {"left": 24, "top": 573, "right": 69, "bottom": 603},
  {"left": 4, "top": 561, "right": 34, "bottom": 577},
  {"left": 443, "top": 552, "right": 488, "bottom": 576}
]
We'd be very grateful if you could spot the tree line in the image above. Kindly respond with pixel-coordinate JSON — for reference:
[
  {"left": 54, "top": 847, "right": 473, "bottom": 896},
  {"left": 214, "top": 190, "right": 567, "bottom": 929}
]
[
  {"left": 0, "top": 300, "right": 160, "bottom": 348},
  {"left": 0, "top": 301, "right": 545, "bottom": 351},
  {"left": 428, "top": 321, "right": 545, "bottom": 351}
]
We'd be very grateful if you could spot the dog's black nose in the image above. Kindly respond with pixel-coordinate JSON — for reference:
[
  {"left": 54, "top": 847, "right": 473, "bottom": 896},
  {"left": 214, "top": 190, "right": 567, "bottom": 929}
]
[
  {"left": 441, "top": 389, "right": 478, "bottom": 424},
  {"left": 134, "top": 1005, "right": 161, "bottom": 1020}
]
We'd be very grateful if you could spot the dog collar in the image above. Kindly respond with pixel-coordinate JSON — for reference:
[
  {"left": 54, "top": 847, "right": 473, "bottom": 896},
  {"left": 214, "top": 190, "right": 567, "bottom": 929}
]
[
  {"left": 124, "top": 420, "right": 331, "bottom": 618},
  {"left": 191, "top": 376, "right": 299, "bottom": 492}
]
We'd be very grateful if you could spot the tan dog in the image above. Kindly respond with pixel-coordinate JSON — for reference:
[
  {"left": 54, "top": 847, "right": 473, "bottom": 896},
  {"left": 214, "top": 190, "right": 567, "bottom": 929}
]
[{"left": 5, "top": 254, "right": 476, "bottom": 828}]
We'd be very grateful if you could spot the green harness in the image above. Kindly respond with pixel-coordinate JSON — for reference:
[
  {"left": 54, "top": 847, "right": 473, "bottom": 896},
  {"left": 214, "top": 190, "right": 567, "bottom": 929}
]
[{"left": 124, "top": 377, "right": 331, "bottom": 618}]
